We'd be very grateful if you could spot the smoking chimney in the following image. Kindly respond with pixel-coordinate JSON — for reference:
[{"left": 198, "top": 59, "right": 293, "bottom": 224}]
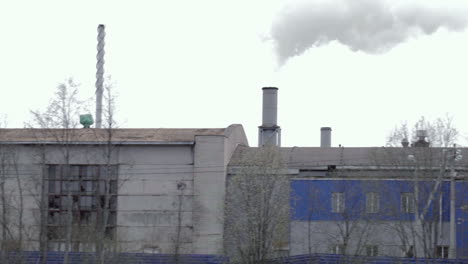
[
  {"left": 258, "top": 87, "right": 281, "bottom": 147},
  {"left": 320, "top": 127, "right": 332, "bottom": 147}
]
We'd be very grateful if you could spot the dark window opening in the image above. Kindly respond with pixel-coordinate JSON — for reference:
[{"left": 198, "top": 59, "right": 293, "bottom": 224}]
[
  {"left": 366, "top": 245, "right": 378, "bottom": 256},
  {"left": 436, "top": 246, "right": 449, "bottom": 259},
  {"left": 330, "top": 244, "right": 345, "bottom": 255},
  {"left": 46, "top": 165, "right": 118, "bottom": 243}
]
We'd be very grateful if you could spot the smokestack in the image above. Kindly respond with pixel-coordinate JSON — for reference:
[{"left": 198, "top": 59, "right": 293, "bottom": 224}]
[
  {"left": 95, "top": 24, "right": 106, "bottom": 128},
  {"left": 320, "top": 127, "right": 332, "bottom": 147},
  {"left": 258, "top": 87, "right": 281, "bottom": 147}
]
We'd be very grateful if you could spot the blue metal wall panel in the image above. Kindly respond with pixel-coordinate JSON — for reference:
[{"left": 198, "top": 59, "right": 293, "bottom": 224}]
[
  {"left": 291, "top": 179, "right": 455, "bottom": 222},
  {"left": 291, "top": 179, "right": 467, "bottom": 258}
]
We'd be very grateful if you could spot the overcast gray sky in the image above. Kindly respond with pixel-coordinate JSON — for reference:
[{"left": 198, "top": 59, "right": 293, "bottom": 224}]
[{"left": 1, "top": 0, "right": 468, "bottom": 147}]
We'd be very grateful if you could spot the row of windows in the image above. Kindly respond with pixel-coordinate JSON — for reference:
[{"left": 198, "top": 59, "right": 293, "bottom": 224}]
[
  {"left": 48, "top": 210, "right": 117, "bottom": 226},
  {"left": 47, "top": 165, "right": 118, "bottom": 242},
  {"left": 48, "top": 195, "right": 117, "bottom": 212},
  {"left": 330, "top": 244, "right": 378, "bottom": 256},
  {"left": 330, "top": 245, "right": 449, "bottom": 258},
  {"left": 331, "top": 192, "right": 415, "bottom": 213},
  {"left": 49, "top": 180, "right": 118, "bottom": 194},
  {"left": 48, "top": 165, "right": 118, "bottom": 180}
]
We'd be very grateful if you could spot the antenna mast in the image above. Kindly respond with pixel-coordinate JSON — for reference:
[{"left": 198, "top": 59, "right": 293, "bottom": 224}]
[{"left": 95, "top": 24, "right": 106, "bottom": 128}]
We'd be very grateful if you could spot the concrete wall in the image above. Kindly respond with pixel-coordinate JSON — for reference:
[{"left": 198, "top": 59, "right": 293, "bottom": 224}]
[
  {"left": 0, "top": 124, "right": 249, "bottom": 254},
  {"left": 291, "top": 220, "right": 452, "bottom": 257},
  {"left": 192, "top": 125, "right": 248, "bottom": 254},
  {"left": 116, "top": 145, "right": 195, "bottom": 253}
]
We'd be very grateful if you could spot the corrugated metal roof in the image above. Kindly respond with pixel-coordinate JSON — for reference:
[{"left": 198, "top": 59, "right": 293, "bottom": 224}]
[{"left": 0, "top": 128, "right": 226, "bottom": 144}]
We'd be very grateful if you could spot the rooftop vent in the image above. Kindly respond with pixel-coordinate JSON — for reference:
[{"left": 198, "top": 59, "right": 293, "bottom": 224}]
[
  {"left": 401, "top": 138, "right": 409, "bottom": 148},
  {"left": 80, "top": 114, "right": 94, "bottom": 128},
  {"left": 413, "top": 130, "right": 429, "bottom": 147}
]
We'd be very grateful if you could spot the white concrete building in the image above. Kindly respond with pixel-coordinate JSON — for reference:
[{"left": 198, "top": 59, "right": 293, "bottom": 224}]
[{"left": 0, "top": 124, "right": 248, "bottom": 254}]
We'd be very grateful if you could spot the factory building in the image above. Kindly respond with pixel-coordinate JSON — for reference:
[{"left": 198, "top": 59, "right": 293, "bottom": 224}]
[
  {"left": 0, "top": 87, "right": 466, "bottom": 260},
  {"left": 227, "top": 87, "right": 468, "bottom": 259},
  {"left": 0, "top": 125, "right": 247, "bottom": 254}
]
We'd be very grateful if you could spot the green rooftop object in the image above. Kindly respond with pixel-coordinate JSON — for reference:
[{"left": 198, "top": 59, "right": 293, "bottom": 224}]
[{"left": 80, "top": 114, "right": 94, "bottom": 128}]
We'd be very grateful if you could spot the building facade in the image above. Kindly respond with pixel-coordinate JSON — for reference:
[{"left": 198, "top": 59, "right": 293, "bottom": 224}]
[
  {"left": 227, "top": 145, "right": 468, "bottom": 259},
  {"left": 0, "top": 124, "right": 248, "bottom": 254},
  {"left": 1, "top": 87, "right": 467, "bottom": 261}
]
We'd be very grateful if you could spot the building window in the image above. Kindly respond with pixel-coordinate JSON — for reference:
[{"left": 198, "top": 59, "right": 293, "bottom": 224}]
[
  {"left": 365, "top": 245, "right": 378, "bottom": 256},
  {"left": 366, "top": 192, "right": 379, "bottom": 213},
  {"left": 436, "top": 246, "right": 449, "bottom": 258},
  {"left": 47, "top": 165, "right": 118, "bottom": 247},
  {"left": 401, "top": 192, "right": 414, "bottom": 213},
  {"left": 404, "top": 245, "right": 414, "bottom": 258},
  {"left": 330, "top": 244, "right": 345, "bottom": 255},
  {"left": 332, "top": 192, "right": 345, "bottom": 213}
]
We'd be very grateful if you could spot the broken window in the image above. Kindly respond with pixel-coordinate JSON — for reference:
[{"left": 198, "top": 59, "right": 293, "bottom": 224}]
[{"left": 46, "top": 165, "right": 118, "bottom": 244}]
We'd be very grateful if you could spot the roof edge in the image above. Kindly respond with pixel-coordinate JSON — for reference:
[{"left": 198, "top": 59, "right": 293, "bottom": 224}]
[{"left": 0, "top": 141, "right": 195, "bottom": 146}]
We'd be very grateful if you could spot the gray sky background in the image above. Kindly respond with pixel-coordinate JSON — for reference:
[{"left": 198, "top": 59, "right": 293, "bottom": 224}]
[{"left": 1, "top": 0, "right": 468, "bottom": 147}]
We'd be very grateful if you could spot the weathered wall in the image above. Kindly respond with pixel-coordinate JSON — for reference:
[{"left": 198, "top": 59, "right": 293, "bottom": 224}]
[
  {"left": 0, "top": 124, "right": 249, "bottom": 254},
  {"left": 290, "top": 220, "right": 452, "bottom": 257},
  {"left": 0, "top": 145, "right": 44, "bottom": 251},
  {"left": 116, "top": 145, "right": 195, "bottom": 253},
  {"left": 192, "top": 124, "right": 248, "bottom": 254}
]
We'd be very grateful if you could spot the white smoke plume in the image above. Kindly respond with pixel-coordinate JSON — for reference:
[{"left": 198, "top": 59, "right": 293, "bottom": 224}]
[{"left": 271, "top": 0, "right": 468, "bottom": 64}]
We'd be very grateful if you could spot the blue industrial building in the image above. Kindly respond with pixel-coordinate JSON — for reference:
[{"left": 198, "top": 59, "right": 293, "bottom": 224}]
[
  {"left": 228, "top": 145, "right": 468, "bottom": 259},
  {"left": 291, "top": 179, "right": 467, "bottom": 257},
  {"left": 227, "top": 87, "right": 468, "bottom": 261}
]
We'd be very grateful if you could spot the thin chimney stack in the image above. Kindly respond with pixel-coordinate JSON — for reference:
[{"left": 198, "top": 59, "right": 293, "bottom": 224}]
[
  {"left": 258, "top": 87, "right": 281, "bottom": 147},
  {"left": 320, "top": 127, "right": 332, "bottom": 147}
]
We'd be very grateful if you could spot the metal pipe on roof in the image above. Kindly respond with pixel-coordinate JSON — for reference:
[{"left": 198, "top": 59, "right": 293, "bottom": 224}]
[{"left": 320, "top": 127, "right": 332, "bottom": 147}]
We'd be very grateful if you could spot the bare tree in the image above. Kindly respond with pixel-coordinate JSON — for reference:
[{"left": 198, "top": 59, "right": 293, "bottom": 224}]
[
  {"left": 0, "top": 145, "right": 13, "bottom": 263},
  {"left": 0, "top": 119, "right": 25, "bottom": 263},
  {"left": 224, "top": 146, "right": 290, "bottom": 264},
  {"left": 94, "top": 77, "right": 120, "bottom": 264},
  {"left": 387, "top": 115, "right": 459, "bottom": 147},
  {"left": 300, "top": 180, "right": 381, "bottom": 263},
  {"left": 30, "top": 77, "right": 85, "bottom": 264},
  {"left": 333, "top": 188, "right": 376, "bottom": 259},
  {"left": 376, "top": 116, "right": 462, "bottom": 260}
]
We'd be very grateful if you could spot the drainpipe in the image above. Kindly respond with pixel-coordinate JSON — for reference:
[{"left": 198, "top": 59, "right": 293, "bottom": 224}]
[{"left": 449, "top": 168, "right": 456, "bottom": 258}]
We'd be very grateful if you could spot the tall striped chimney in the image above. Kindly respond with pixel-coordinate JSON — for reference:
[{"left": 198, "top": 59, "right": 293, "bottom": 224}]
[
  {"left": 95, "top": 24, "right": 106, "bottom": 128},
  {"left": 258, "top": 87, "right": 281, "bottom": 147}
]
